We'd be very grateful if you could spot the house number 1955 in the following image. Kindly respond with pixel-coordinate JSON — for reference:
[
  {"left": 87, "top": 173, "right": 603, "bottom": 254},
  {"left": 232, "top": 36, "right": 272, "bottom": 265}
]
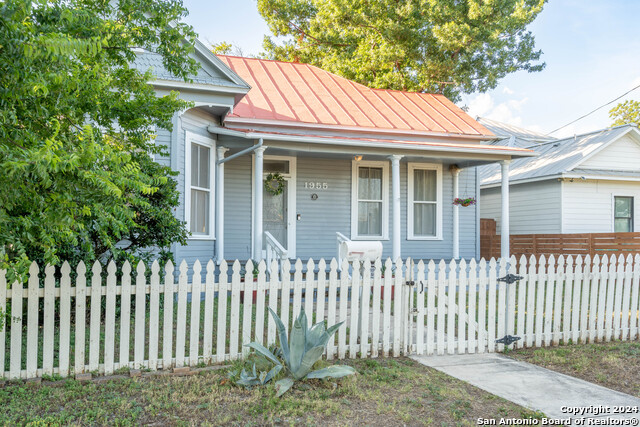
[{"left": 304, "top": 182, "right": 328, "bottom": 189}]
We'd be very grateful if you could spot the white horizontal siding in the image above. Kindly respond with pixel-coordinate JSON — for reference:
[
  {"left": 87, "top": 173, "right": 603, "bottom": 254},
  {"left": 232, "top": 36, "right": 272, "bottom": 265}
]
[
  {"left": 562, "top": 180, "right": 640, "bottom": 233},
  {"left": 480, "top": 180, "right": 561, "bottom": 235},
  {"left": 581, "top": 135, "right": 640, "bottom": 171}
]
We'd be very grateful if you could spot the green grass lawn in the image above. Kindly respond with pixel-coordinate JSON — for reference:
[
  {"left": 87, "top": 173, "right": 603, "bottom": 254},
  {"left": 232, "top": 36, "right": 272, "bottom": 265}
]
[
  {"left": 0, "top": 357, "right": 541, "bottom": 426},
  {"left": 509, "top": 340, "right": 640, "bottom": 397}
]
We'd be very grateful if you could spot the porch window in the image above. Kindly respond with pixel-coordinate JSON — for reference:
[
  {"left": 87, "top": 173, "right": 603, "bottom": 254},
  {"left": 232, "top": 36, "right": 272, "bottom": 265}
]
[
  {"left": 614, "top": 196, "right": 633, "bottom": 232},
  {"left": 185, "top": 132, "right": 215, "bottom": 239},
  {"left": 351, "top": 161, "right": 389, "bottom": 239},
  {"left": 408, "top": 163, "right": 442, "bottom": 240}
]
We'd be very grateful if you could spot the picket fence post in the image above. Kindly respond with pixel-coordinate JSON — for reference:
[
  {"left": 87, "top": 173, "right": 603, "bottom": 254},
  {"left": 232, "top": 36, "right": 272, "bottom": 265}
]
[
  {"left": 104, "top": 262, "right": 117, "bottom": 375},
  {"left": 163, "top": 261, "right": 175, "bottom": 369},
  {"left": 416, "top": 260, "right": 426, "bottom": 356},
  {"left": 203, "top": 260, "right": 216, "bottom": 364},
  {"left": 120, "top": 261, "right": 132, "bottom": 370},
  {"left": 59, "top": 263, "right": 71, "bottom": 377},
  {"left": 216, "top": 261, "right": 228, "bottom": 362},
  {"left": 349, "top": 260, "right": 361, "bottom": 359},
  {"left": 370, "top": 258, "right": 382, "bottom": 358},
  {"left": 630, "top": 254, "right": 640, "bottom": 340},
  {"left": 148, "top": 260, "right": 160, "bottom": 370},
  {"left": 468, "top": 259, "right": 478, "bottom": 353},
  {"left": 360, "top": 259, "right": 372, "bottom": 358}
]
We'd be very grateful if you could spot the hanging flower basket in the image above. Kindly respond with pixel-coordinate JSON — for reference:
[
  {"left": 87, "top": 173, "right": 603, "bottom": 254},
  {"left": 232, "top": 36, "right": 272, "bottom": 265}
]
[
  {"left": 453, "top": 197, "right": 476, "bottom": 207},
  {"left": 264, "top": 173, "right": 285, "bottom": 196}
]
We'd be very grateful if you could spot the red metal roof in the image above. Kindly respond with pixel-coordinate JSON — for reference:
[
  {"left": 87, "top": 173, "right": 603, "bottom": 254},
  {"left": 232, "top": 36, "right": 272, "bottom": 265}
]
[{"left": 218, "top": 56, "right": 493, "bottom": 137}]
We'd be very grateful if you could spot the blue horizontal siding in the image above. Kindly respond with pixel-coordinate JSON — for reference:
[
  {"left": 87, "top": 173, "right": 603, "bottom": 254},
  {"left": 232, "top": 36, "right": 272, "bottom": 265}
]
[{"left": 221, "top": 154, "right": 477, "bottom": 262}]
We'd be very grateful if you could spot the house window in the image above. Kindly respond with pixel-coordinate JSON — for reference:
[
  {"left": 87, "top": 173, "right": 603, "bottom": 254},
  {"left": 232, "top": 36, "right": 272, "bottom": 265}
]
[
  {"left": 408, "top": 163, "right": 442, "bottom": 240},
  {"left": 351, "top": 161, "right": 388, "bottom": 239},
  {"left": 614, "top": 196, "right": 633, "bottom": 232},
  {"left": 185, "top": 132, "right": 215, "bottom": 239}
]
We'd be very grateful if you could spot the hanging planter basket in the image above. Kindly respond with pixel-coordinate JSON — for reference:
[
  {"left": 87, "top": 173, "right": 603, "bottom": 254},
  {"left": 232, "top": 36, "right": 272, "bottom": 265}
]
[
  {"left": 453, "top": 197, "right": 476, "bottom": 207},
  {"left": 264, "top": 172, "right": 285, "bottom": 196}
]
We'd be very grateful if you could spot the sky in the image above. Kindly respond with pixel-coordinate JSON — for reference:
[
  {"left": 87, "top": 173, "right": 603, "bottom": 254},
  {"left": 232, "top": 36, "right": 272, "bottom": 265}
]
[{"left": 182, "top": 0, "right": 640, "bottom": 138}]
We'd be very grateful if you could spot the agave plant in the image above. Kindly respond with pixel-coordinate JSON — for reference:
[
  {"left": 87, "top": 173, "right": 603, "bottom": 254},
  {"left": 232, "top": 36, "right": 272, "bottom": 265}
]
[
  {"left": 229, "top": 363, "right": 282, "bottom": 388},
  {"left": 246, "top": 308, "right": 356, "bottom": 396}
]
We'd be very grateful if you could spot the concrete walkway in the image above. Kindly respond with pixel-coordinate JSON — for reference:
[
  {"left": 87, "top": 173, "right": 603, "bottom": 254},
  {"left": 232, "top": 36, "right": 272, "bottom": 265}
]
[{"left": 412, "top": 352, "right": 640, "bottom": 422}]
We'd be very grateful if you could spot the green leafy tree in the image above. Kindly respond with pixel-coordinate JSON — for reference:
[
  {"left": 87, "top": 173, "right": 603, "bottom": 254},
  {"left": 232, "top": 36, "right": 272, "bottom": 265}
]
[
  {"left": 258, "top": 0, "right": 546, "bottom": 102},
  {"left": 211, "top": 41, "right": 234, "bottom": 55},
  {"left": 609, "top": 100, "right": 640, "bottom": 127},
  {"left": 0, "top": 0, "right": 197, "bottom": 280}
]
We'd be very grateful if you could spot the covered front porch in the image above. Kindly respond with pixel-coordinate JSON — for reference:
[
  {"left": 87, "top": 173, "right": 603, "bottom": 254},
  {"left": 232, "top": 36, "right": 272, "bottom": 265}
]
[{"left": 211, "top": 127, "right": 524, "bottom": 264}]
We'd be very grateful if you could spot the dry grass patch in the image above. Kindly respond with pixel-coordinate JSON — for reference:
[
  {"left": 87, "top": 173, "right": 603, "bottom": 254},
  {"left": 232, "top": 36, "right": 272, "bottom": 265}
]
[
  {"left": 509, "top": 340, "right": 640, "bottom": 397},
  {"left": 0, "top": 357, "right": 542, "bottom": 426}
]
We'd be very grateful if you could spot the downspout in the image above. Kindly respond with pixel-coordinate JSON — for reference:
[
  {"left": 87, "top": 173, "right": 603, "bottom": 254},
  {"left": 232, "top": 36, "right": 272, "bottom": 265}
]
[
  {"left": 217, "top": 138, "right": 263, "bottom": 164},
  {"left": 215, "top": 147, "right": 229, "bottom": 264}
]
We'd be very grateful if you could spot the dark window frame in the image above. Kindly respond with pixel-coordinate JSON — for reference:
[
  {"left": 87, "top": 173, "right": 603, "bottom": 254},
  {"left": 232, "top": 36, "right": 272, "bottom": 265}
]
[{"left": 614, "top": 196, "right": 634, "bottom": 233}]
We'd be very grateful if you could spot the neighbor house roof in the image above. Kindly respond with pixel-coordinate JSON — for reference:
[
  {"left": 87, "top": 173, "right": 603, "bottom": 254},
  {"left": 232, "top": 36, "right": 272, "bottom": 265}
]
[
  {"left": 218, "top": 55, "right": 493, "bottom": 138},
  {"left": 480, "top": 124, "right": 640, "bottom": 186},
  {"left": 477, "top": 117, "right": 555, "bottom": 142}
]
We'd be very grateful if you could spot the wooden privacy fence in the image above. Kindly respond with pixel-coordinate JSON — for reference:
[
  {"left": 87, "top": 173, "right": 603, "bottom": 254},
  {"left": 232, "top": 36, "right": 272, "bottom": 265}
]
[
  {"left": 1, "top": 254, "right": 640, "bottom": 381},
  {"left": 481, "top": 231, "right": 640, "bottom": 260}
]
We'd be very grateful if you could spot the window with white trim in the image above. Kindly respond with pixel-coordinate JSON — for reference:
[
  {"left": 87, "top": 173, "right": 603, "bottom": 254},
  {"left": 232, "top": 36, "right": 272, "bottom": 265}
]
[
  {"left": 351, "top": 161, "right": 388, "bottom": 239},
  {"left": 408, "top": 163, "right": 442, "bottom": 240},
  {"left": 185, "top": 132, "right": 215, "bottom": 239}
]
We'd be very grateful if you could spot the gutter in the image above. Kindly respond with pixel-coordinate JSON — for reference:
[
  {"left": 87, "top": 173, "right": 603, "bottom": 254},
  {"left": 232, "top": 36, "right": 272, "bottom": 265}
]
[
  {"left": 150, "top": 79, "right": 251, "bottom": 95},
  {"left": 482, "top": 171, "right": 640, "bottom": 189},
  {"left": 481, "top": 174, "right": 562, "bottom": 189},
  {"left": 207, "top": 126, "right": 536, "bottom": 158},
  {"left": 224, "top": 117, "right": 495, "bottom": 141}
]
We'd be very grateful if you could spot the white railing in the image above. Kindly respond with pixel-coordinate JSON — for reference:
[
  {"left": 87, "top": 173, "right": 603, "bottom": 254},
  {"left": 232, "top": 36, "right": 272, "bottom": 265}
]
[
  {"left": 0, "top": 253, "right": 639, "bottom": 380},
  {"left": 265, "top": 231, "right": 287, "bottom": 272},
  {"left": 336, "top": 231, "right": 350, "bottom": 263}
]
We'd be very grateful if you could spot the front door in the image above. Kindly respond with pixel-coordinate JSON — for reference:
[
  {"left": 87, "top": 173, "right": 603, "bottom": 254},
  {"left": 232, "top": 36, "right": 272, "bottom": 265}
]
[
  {"left": 256, "top": 155, "right": 296, "bottom": 258},
  {"left": 263, "top": 182, "right": 288, "bottom": 250}
]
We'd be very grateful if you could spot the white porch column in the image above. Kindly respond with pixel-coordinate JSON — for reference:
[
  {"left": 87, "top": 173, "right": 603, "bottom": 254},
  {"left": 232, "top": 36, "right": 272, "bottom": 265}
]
[
  {"left": 450, "top": 165, "right": 461, "bottom": 259},
  {"left": 215, "top": 146, "right": 229, "bottom": 264},
  {"left": 253, "top": 146, "right": 267, "bottom": 260},
  {"left": 389, "top": 155, "right": 403, "bottom": 262},
  {"left": 501, "top": 160, "right": 511, "bottom": 260}
]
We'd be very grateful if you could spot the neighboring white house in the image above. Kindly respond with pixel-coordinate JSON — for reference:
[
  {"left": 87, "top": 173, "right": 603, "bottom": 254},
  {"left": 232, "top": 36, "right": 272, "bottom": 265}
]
[{"left": 479, "top": 118, "right": 640, "bottom": 235}]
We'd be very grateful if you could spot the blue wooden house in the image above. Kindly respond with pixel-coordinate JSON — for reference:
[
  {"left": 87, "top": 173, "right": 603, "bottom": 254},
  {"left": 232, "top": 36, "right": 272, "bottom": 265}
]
[{"left": 135, "top": 40, "right": 534, "bottom": 266}]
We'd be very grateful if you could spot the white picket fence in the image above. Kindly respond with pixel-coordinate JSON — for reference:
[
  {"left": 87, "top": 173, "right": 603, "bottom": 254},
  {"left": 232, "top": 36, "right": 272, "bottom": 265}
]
[{"left": 0, "top": 253, "right": 639, "bottom": 380}]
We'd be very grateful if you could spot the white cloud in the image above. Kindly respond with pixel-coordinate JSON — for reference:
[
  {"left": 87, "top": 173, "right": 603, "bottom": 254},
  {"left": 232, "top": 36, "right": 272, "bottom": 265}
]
[
  {"left": 467, "top": 93, "right": 530, "bottom": 128},
  {"left": 467, "top": 93, "right": 494, "bottom": 118},
  {"left": 502, "top": 86, "right": 514, "bottom": 95}
]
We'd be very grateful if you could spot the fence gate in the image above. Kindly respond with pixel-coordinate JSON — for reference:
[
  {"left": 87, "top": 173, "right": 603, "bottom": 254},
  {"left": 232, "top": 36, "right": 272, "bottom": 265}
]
[{"left": 401, "top": 257, "right": 534, "bottom": 356}]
